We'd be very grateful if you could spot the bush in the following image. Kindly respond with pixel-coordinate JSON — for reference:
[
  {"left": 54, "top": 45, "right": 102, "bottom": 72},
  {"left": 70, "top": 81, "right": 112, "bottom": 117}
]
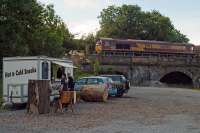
[{"left": 74, "top": 67, "right": 94, "bottom": 80}]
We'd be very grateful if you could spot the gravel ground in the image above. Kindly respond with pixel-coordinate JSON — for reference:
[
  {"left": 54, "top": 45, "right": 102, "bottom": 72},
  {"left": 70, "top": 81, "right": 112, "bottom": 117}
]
[{"left": 1, "top": 87, "right": 200, "bottom": 133}]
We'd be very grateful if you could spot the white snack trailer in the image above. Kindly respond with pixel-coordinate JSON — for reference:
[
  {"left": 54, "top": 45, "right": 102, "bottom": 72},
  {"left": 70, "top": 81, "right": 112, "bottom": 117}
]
[{"left": 3, "top": 56, "right": 75, "bottom": 104}]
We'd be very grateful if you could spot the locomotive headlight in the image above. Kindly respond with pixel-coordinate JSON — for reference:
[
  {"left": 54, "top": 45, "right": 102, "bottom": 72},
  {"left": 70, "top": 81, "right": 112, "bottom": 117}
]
[{"left": 95, "top": 43, "right": 102, "bottom": 54}]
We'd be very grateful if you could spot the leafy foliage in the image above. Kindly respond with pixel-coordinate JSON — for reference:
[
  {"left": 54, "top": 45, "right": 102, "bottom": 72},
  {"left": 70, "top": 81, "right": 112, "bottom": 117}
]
[
  {"left": 98, "top": 5, "right": 189, "bottom": 43},
  {"left": 63, "top": 33, "right": 97, "bottom": 54},
  {"left": 81, "top": 34, "right": 96, "bottom": 55},
  {"left": 74, "top": 65, "right": 94, "bottom": 80},
  {"left": 93, "top": 60, "right": 100, "bottom": 75},
  {"left": 0, "top": 0, "right": 72, "bottom": 58}
]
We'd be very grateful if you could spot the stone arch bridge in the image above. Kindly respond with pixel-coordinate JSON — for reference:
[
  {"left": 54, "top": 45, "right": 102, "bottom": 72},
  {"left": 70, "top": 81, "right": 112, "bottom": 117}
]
[{"left": 91, "top": 55, "right": 200, "bottom": 88}]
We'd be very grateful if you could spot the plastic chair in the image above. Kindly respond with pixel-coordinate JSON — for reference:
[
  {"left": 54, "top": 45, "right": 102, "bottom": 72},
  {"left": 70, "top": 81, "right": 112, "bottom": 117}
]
[{"left": 53, "top": 91, "right": 74, "bottom": 113}]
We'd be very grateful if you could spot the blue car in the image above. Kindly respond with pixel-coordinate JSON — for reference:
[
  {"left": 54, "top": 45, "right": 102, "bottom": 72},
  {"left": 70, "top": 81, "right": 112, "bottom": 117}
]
[{"left": 100, "top": 75, "right": 130, "bottom": 97}]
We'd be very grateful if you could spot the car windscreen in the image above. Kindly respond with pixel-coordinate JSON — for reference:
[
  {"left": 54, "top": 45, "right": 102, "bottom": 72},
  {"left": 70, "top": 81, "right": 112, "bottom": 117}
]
[
  {"left": 103, "top": 76, "right": 122, "bottom": 82},
  {"left": 76, "top": 78, "right": 87, "bottom": 85},
  {"left": 107, "top": 78, "right": 113, "bottom": 83},
  {"left": 87, "top": 78, "right": 104, "bottom": 84}
]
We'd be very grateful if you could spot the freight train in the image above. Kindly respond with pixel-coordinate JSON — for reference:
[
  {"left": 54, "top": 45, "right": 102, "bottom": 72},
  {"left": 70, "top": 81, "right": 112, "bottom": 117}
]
[
  {"left": 194, "top": 46, "right": 200, "bottom": 56},
  {"left": 95, "top": 38, "right": 195, "bottom": 56}
]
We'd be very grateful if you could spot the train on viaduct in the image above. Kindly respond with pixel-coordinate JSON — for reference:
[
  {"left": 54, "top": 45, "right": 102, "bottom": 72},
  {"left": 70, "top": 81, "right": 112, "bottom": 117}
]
[{"left": 94, "top": 38, "right": 200, "bottom": 88}]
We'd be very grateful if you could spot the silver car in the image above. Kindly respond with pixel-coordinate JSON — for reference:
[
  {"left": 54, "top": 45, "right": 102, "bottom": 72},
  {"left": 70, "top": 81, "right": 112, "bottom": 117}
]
[{"left": 74, "top": 76, "right": 116, "bottom": 96}]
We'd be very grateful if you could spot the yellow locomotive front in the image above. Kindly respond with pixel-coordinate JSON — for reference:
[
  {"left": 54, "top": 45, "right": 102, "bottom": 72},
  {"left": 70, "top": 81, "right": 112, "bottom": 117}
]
[{"left": 95, "top": 40, "right": 103, "bottom": 54}]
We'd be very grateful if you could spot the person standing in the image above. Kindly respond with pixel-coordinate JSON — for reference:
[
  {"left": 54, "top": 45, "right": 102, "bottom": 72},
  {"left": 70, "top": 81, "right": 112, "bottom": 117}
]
[
  {"left": 57, "top": 67, "right": 62, "bottom": 79},
  {"left": 60, "top": 74, "right": 68, "bottom": 91},
  {"left": 58, "top": 74, "right": 68, "bottom": 111},
  {"left": 67, "top": 75, "right": 76, "bottom": 104},
  {"left": 57, "top": 67, "right": 66, "bottom": 79},
  {"left": 68, "top": 75, "right": 74, "bottom": 91}
]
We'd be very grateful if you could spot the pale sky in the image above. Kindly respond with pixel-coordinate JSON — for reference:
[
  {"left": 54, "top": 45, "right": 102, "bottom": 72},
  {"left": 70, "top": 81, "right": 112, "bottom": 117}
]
[{"left": 38, "top": 0, "right": 200, "bottom": 45}]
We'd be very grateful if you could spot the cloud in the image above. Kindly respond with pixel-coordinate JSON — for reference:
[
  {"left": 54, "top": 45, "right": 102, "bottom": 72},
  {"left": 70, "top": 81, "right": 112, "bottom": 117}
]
[
  {"left": 63, "top": 0, "right": 124, "bottom": 9},
  {"left": 38, "top": 0, "right": 53, "bottom": 5},
  {"left": 67, "top": 20, "right": 100, "bottom": 38},
  {"left": 172, "top": 18, "right": 200, "bottom": 45},
  {"left": 63, "top": 0, "right": 100, "bottom": 9}
]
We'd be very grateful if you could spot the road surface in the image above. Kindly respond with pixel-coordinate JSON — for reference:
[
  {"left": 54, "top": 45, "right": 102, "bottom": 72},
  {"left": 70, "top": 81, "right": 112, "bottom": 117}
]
[{"left": 1, "top": 87, "right": 200, "bottom": 133}]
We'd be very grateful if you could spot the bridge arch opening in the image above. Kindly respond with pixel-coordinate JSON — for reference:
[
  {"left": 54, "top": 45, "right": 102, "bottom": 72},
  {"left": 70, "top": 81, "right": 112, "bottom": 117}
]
[{"left": 160, "top": 71, "right": 193, "bottom": 87}]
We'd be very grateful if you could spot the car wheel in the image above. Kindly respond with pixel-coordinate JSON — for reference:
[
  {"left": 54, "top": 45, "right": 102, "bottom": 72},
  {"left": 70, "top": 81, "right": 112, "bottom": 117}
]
[{"left": 116, "top": 93, "right": 124, "bottom": 97}]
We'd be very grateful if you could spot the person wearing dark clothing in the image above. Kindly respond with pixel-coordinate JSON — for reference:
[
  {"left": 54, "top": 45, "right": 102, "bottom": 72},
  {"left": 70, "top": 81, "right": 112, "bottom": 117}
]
[
  {"left": 61, "top": 74, "right": 68, "bottom": 91},
  {"left": 68, "top": 76, "right": 74, "bottom": 91},
  {"left": 58, "top": 74, "right": 68, "bottom": 111},
  {"left": 57, "top": 67, "right": 62, "bottom": 79}
]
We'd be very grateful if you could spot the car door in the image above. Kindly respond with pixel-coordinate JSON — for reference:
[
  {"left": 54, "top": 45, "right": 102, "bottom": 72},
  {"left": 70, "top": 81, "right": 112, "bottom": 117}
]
[{"left": 74, "top": 78, "right": 87, "bottom": 91}]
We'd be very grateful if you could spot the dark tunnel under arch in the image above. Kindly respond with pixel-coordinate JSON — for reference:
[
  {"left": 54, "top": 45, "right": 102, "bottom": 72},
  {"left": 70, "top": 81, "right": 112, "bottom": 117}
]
[{"left": 160, "top": 71, "right": 193, "bottom": 86}]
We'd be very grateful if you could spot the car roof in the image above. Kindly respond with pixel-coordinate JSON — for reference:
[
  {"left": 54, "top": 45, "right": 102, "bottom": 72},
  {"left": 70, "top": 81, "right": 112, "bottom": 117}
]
[
  {"left": 100, "top": 74, "right": 124, "bottom": 77},
  {"left": 79, "top": 76, "right": 108, "bottom": 79}
]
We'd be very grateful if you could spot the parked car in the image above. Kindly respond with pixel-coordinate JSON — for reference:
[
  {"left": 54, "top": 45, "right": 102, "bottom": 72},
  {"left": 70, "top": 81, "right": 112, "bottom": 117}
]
[
  {"left": 74, "top": 76, "right": 117, "bottom": 96},
  {"left": 100, "top": 75, "right": 130, "bottom": 97}
]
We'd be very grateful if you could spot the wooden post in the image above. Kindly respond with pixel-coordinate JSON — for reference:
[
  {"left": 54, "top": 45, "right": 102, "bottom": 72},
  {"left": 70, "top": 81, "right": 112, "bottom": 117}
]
[{"left": 27, "top": 80, "right": 50, "bottom": 114}]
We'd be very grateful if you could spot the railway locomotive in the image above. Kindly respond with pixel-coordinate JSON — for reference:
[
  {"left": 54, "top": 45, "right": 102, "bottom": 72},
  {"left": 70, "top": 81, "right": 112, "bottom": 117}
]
[
  {"left": 194, "top": 46, "right": 200, "bottom": 56},
  {"left": 95, "top": 38, "right": 195, "bottom": 56}
]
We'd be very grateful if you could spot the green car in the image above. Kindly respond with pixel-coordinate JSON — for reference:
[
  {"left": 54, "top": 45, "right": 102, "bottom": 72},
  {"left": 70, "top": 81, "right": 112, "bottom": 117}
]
[{"left": 100, "top": 75, "right": 130, "bottom": 97}]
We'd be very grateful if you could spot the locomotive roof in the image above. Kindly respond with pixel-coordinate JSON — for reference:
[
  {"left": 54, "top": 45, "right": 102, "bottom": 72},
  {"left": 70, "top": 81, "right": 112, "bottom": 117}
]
[{"left": 99, "top": 38, "right": 194, "bottom": 46}]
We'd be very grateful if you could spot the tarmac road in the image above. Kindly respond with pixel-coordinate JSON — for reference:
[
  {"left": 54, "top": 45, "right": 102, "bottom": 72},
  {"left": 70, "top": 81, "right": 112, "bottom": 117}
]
[{"left": 1, "top": 86, "right": 200, "bottom": 133}]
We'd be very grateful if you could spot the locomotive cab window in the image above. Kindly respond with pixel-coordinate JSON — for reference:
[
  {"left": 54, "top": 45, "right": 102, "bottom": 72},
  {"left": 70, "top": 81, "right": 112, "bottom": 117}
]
[{"left": 116, "top": 44, "right": 130, "bottom": 49}]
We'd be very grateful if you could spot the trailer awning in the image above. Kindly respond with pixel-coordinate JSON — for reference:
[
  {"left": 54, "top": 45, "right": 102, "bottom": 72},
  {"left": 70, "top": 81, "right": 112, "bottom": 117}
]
[{"left": 52, "top": 61, "right": 77, "bottom": 68}]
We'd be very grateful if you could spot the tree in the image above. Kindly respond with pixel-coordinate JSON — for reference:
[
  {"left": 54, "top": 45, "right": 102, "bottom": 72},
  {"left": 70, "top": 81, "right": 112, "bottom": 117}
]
[
  {"left": 97, "top": 5, "right": 189, "bottom": 43},
  {"left": 93, "top": 60, "right": 100, "bottom": 75},
  {"left": 28, "top": 4, "right": 72, "bottom": 57},
  {"left": 81, "top": 34, "right": 96, "bottom": 55},
  {"left": 63, "top": 33, "right": 97, "bottom": 55},
  {"left": 0, "top": 0, "right": 42, "bottom": 57},
  {"left": 0, "top": 0, "right": 72, "bottom": 58}
]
